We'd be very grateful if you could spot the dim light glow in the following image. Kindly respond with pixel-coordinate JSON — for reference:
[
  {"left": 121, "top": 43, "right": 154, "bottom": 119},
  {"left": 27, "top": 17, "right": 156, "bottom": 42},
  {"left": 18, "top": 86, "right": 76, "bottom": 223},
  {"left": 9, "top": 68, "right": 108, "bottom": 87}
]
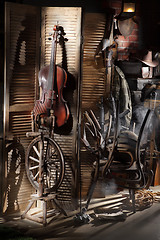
[
  {"left": 126, "top": 8, "right": 134, "bottom": 12},
  {"left": 123, "top": 3, "right": 135, "bottom": 12}
]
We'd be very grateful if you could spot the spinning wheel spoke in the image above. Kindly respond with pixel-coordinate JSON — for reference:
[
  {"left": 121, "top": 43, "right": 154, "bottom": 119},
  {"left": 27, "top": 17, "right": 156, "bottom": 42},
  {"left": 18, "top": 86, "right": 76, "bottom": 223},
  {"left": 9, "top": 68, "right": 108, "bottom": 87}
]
[
  {"left": 47, "top": 158, "right": 59, "bottom": 165},
  {"left": 45, "top": 150, "right": 57, "bottom": 162},
  {"left": 50, "top": 150, "right": 57, "bottom": 157},
  {"left": 47, "top": 164, "right": 61, "bottom": 173},
  {"left": 29, "top": 165, "right": 39, "bottom": 170},
  {"left": 33, "top": 145, "right": 40, "bottom": 157},
  {"left": 25, "top": 136, "right": 64, "bottom": 192},
  {"left": 29, "top": 156, "right": 40, "bottom": 163},
  {"left": 33, "top": 171, "right": 39, "bottom": 180}
]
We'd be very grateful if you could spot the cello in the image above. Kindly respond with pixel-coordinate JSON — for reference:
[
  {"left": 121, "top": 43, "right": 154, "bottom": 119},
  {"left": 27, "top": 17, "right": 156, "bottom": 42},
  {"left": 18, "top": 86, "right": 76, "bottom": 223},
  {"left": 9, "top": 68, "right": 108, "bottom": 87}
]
[{"left": 33, "top": 25, "right": 70, "bottom": 130}]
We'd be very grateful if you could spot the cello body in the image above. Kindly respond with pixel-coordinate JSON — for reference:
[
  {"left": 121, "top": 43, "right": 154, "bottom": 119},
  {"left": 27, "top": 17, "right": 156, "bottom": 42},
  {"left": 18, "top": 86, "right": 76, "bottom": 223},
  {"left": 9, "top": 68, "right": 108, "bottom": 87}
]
[{"left": 33, "top": 26, "right": 70, "bottom": 129}]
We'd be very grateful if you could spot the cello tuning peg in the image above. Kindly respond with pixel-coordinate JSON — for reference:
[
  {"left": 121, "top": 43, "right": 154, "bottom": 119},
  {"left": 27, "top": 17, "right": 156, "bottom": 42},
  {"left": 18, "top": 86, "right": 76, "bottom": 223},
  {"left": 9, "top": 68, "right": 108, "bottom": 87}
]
[{"left": 64, "top": 38, "right": 68, "bottom": 42}]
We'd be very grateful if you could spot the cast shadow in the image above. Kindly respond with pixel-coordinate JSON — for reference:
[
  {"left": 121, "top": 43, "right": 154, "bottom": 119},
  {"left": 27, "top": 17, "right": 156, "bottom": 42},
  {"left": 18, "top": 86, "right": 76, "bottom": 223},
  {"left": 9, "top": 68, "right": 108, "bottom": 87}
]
[{"left": 4, "top": 137, "right": 25, "bottom": 214}]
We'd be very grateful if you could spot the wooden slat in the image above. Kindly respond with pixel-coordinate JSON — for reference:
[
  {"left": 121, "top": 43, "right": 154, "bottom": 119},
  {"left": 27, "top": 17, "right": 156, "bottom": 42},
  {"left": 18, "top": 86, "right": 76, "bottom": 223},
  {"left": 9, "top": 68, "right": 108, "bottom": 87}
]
[
  {"left": 4, "top": 2, "right": 40, "bottom": 214},
  {"left": 80, "top": 13, "right": 108, "bottom": 198},
  {"left": 41, "top": 7, "right": 81, "bottom": 208},
  {"left": 4, "top": 4, "right": 81, "bottom": 213},
  {"left": 8, "top": 5, "right": 40, "bottom": 147},
  {"left": 81, "top": 13, "right": 107, "bottom": 110}
]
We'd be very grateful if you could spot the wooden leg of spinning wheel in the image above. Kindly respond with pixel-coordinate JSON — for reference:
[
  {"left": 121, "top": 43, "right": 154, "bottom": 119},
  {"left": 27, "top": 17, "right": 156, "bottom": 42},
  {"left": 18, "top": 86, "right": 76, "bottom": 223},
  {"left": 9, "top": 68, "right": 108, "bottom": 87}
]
[
  {"left": 43, "top": 200, "right": 47, "bottom": 226},
  {"left": 21, "top": 200, "right": 35, "bottom": 219}
]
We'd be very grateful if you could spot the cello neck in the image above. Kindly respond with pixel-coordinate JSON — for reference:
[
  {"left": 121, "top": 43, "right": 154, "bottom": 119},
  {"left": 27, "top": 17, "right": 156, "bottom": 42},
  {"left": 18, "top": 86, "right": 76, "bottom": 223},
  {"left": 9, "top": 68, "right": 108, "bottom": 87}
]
[{"left": 47, "top": 26, "right": 58, "bottom": 91}]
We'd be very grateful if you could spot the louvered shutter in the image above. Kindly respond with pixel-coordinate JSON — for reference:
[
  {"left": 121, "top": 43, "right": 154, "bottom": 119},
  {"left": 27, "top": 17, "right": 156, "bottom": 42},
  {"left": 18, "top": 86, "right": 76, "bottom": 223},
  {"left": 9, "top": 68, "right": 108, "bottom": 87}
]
[
  {"left": 3, "top": 4, "right": 82, "bottom": 213},
  {"left": 82, "top": 13, "right": 107, "bottom": 110},
  {"left": 81, "top": 13, "right": 108, "bottom": 197},
  {"left": 3, "top": 2, "right": 40, "bottom": 213},
  {"left": 40, "top": 7, "right": 82, "bottom": 208}
]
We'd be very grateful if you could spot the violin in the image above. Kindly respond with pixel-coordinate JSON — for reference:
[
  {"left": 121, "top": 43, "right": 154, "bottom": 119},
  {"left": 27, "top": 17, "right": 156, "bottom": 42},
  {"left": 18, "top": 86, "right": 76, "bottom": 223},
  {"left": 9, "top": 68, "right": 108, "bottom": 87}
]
[{"left": 33, "top": 25, "right": 70, "bottom": 128}]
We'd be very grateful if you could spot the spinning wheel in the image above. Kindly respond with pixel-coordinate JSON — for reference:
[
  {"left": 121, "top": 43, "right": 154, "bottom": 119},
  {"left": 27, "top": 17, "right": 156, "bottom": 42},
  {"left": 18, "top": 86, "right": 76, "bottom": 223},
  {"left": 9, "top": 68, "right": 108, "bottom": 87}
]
[
  {"left": 25, "top": 135, "right": 64, "bottom": 193},
  {"left": 81, "top": 97, "right": 116, "bottom": 158}
]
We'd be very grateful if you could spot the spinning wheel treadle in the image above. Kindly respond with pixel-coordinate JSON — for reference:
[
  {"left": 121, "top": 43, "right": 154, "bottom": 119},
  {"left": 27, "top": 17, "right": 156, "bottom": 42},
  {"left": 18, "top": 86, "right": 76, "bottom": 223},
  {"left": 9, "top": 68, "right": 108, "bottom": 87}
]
[{"left": 25, "top": 135, "right": 64, "bottom": 193}]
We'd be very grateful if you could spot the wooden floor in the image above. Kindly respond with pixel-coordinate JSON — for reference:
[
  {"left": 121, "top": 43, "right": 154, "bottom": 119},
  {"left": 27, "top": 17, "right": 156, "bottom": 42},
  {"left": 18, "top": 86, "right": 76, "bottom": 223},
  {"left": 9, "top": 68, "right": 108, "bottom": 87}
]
[{"left": 1, "top": 186, "right": 160, "bottom": 240}]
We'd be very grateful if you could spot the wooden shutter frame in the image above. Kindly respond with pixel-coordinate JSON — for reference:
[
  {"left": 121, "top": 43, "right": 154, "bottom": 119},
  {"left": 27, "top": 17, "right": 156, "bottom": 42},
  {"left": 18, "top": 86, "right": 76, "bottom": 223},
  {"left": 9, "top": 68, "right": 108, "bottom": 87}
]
[
  {"left": 3, "top": 2, "right": 40, "bottom": 213},
  {"left": 40, "top": 7, "right": 82, "bottom": 206}
]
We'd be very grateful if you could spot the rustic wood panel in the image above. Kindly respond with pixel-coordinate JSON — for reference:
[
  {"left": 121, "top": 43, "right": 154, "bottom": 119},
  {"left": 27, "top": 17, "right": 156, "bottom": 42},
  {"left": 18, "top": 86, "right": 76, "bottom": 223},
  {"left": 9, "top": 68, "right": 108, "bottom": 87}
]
[
  {"left": 41, "top": 7, "right": 82, "bottom": 209},
  {"left": 81, "top": 13, "right": 107, "bottom": 111},
  {"left": 80, "top": 13, "right": 108, "bottom": 198},
  {"left": 4, "top": 4, "right": 82, "bottom": 213},
  {"left": 3, "top": 2, "right": 40, "bottom": 213}
]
